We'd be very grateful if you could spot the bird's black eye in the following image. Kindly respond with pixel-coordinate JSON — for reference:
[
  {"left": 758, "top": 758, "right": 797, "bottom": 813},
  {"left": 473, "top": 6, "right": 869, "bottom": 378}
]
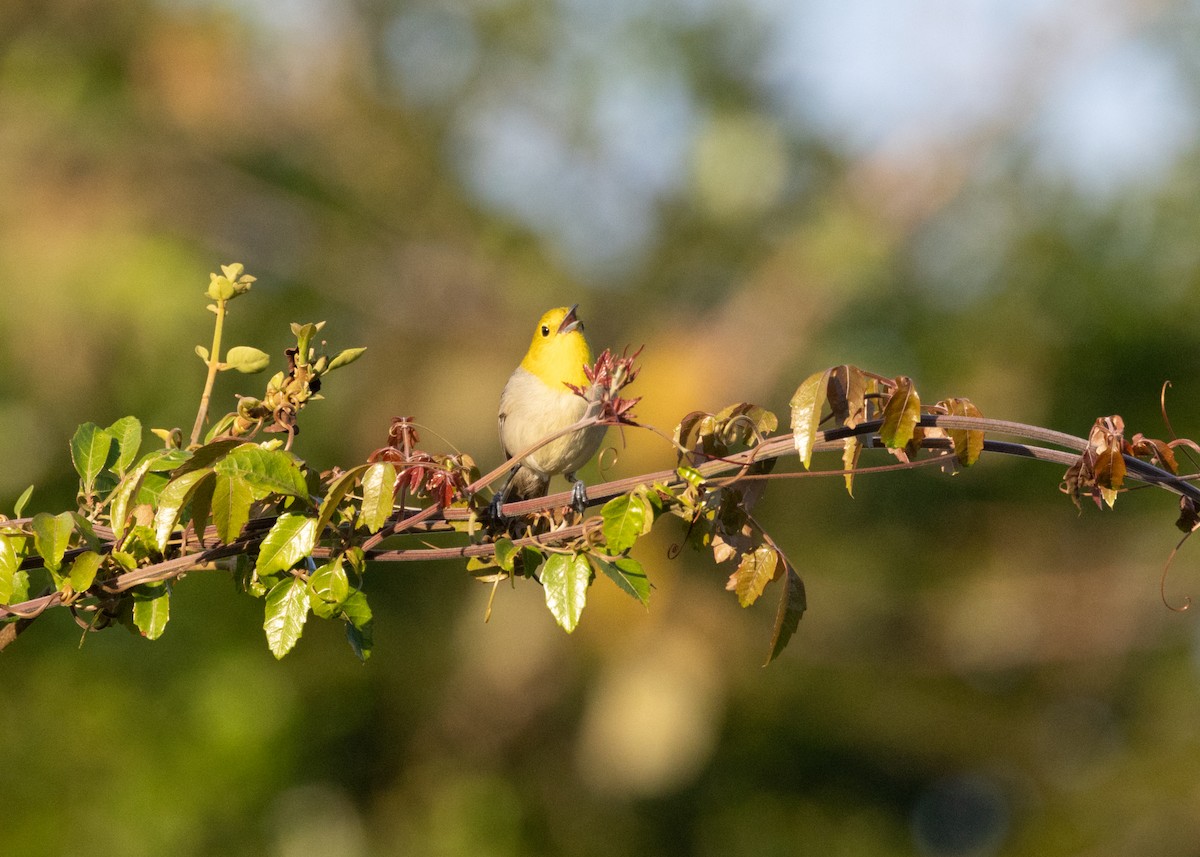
[{"left": 541, "top": 325, "right": 550, "bottom": 337}]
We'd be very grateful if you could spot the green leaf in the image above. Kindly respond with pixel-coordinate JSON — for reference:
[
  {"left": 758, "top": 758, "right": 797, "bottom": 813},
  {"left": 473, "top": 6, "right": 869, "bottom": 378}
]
[
  {"left": 789, "top": 368, "right": 831, "bottom": 470},
  {"left": 67, "top": 550, "right": 104, "bottom": 593},
  {"left": 541, "top": 553, "right": 591, "bottom": 633},
  {"left": 189, "top": 469, "right": 216, "bottom": 546},
  {"left": 341, "top": 590, "right": 373, "bottom": 663},
  {"left": 171, "top": 439, "right": 241, "bottom": 477},
  {"left": 314, "top": 464, "right": 371, "bottom": 537},
  {"left": 255, "top": 514, "right": 318, "bottom": 577},
  {"left": 70, "top": 423, "right": 113, "bottom": 496},
  {"left": 879, "top": 376, "right": 921, "bottom": 450},
  {"left": 494, "top": 538, "right": 518, "bottom": 572},
  {"left": 110, "top": 455, "right": 162, "bottom": 540},
  {"left": 765, "top": 555, "right": 806, "bottom": 666},
  {"left": 214, "top": 445, "right": 308, "bottom": 500},
  {"left": 13, "top": 484, "right": 33, "bottom": 518},
  {"left": 133, "top": 583, "right": 170, "bottom": 640},
  {"left": 153, "top": 469, "right": 214, "bottom": 551},
  {"left": 591, "top": 555, "right": 650, "bottom": 606},
  {"left": 308, "top": 556, "right": 349, "bottom": 613},
  {"left": 195, "top": 344, "right": 210, "bottom": 362},
  {"left": 212, "top": 472, "right": 253, "bottom": 543},
  {"left": 601, "top": 490, "right": 654, "bottom": 554},
  {"left": 32, "top": 511, "right": 74, "bottom": 574},
  {"left": 326, "top": 347, "right": 367, "bottom": 371},
  {"left": 0, "top": 534, "right": 20, "bottom": 603},
  {"left": 360, "top": 462, "right": 397, "bottom": 534},
  {"left": 105, "top": 416, "right": 142, "bottom": 476},
  {"left": 264, "top": 576, "right": 310, "bottom": 659},
  {"left": 730, "top": 543, "right": 777, "bottom": 608},
  {"left": 224, "top": 345, "right": 272, "bottom": 374}
]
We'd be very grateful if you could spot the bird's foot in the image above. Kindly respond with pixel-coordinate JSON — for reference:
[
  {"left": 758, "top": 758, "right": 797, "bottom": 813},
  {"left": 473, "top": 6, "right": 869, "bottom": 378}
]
[
  {"left": 483, "top": 491, "right": 511, "bottom": 535},
  {"left": 569, "top": 479, "right": 589, "bottom": 515}
]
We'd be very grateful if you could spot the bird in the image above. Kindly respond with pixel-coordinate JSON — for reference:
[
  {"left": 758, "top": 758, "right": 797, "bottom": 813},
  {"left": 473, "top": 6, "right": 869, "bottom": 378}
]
[{"left": 492, "top": 304, "right": 607, "bottom": 518}]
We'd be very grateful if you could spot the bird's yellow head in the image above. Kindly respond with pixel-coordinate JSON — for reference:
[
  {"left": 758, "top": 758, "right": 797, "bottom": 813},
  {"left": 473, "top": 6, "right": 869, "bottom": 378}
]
[{"left": 520, "top": 305, "right": 593, "bottom": 388}]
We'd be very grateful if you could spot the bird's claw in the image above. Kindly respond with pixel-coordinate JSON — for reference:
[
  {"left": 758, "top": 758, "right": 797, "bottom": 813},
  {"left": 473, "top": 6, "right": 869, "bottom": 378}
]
[
  {"left": 487, "top": 492, "right": 507, "bottom": 526},
  {"left": 570, "top": 479, "right": 588, "bottom": 515}
]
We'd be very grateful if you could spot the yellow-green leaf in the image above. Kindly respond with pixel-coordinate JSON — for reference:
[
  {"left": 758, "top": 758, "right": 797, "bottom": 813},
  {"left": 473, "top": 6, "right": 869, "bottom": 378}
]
[
  {"left": 327, "top": 347, "right": 367, "bottom": 371},
  {"left": 214, "top": 445, "right": 308, "bottom": 500},
  {"left": 541, "top": 553, "right": 591, "bottom": 633},
  {"left": 264, "top": 576, "right": 310, "bottom": 659},
  {"left": 601, "top": 489, "right": 654, "bottom": 554},
  {"left": 70, "top": 423, "right": 113, "bottom": 496},
  {"left": 133, "top": 583, "right": 170, "bottom": 640},
  {"left": 790, "top": 368, "right": 831, "bottom": 469},
  {"left": 879, "top": 376, "right": 921, "bottom": 449},
  {"left": 32, "top": 511, "right": 74, "bottom": 574},
  {"left": 315, "top": 464, "right": 371, "bottom": 537},
  {"left": 729, "top": 543, "right": 777, "bottom": 608},
  {"left": 152, "top": 468, "right": 214, "bottom": 551},
  {"left": 842, "top": 436, "right": 862, "bottom": 497},
  {"left": 66, "top": 550, "right": 104, "bottom": 593},
  {"left": 0, "top": 535, "right": 19, "bottom": 603},
  {"left": 105, "top": 416, "right": 142, "bottom": 476},
  {"left": 256, "top": 514, "right": 319, "bottom": 577},
  {"left": 224, "top": 345, "right": 272, "bottom": 374},
  {"left": 308, "top": 556, "right": 349, "bottom": 618},
  {"left": 940, "top": 397, "right": 985, "bottom": 467},
  {"left": 212, "top": 472, "right": 253, "bottom": 543},
  {"left": 360, "top": 462, "right": 396, "bottom": 534}
]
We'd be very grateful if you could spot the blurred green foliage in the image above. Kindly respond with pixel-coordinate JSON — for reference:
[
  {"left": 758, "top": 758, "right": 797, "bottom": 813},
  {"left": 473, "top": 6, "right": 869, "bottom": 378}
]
[{"left": 5, "top": 1, "right": 1200, "bottom": 855}]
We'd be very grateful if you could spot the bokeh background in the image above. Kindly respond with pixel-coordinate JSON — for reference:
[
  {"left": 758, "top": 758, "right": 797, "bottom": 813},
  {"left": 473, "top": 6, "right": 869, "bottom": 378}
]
[{"left": 5, "top": 0, "right": 1200, "bottom": 854}]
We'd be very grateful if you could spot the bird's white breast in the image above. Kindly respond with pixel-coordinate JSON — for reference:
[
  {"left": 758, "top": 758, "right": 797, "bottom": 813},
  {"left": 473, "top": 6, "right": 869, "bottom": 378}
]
[{"left": 499, "top": 366, "right": 605, "bottom": 478}]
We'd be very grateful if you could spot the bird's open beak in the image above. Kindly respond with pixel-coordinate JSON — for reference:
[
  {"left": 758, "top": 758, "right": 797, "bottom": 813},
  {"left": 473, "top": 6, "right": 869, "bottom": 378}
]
[{"left": 558, "top": 304, "right": 582, "bottom": 335}]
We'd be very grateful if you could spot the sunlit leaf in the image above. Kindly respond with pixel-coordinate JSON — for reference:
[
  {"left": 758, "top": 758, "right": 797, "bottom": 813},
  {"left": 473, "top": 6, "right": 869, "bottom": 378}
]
[
  {"left": 152, "top": 468, "right": 214, "bottom": 551},
  {"left": 541, "top": 553, "right": 591, "bottom": 633},
  {"left": 327, "top": 347, "right": 367, "bottom": 371},
  {"left": 32, "top": 511, "right": 74, "bottom": 574},
  {"left": 0, "top": 535, "right": 19, "bottom": 603},
  {"left": 360, "top": 462, "right": 397, "bottom": 534},
  {"left": 256, "top": 514, "right": 319, "bottom": 577},
  {"left": 263, "top": 576, "right": 310, "bottom": 659},
  {"left": 879, "top": 376, "right": 921, "bottom": 450},
  {"left": 214, "top": 445, "right": 308, "bottom": 500},
  {"left": 765, "top": 554, "right": 806, "bottom": 666},
  {"left": 591, "top": 555, "right": 650, "bottom": 606},
  {"left": 728, "top": 543, "right": 777, "bottom": 608},
  {"left": 110, "top": 455, "right": 163, "bottom": 541},
  {"left": 842, "top": 436, "right": 862, "bottom": 497},
  {"left": 70, "top": 423, "right": 113, "bottom": 497},
  {"left": 601, "top": 489, "right": 654, "bottom": 554},
  {"left": 171, "top": 439, "right": 241, "bottom": 477},
  {"left": 133, "top": 583, "right": 170, "bottom": 640},
  {"left": 315, "top": 464, "right": 371, "bottom": 537},
  {"left": 66, "top": 550, "right": 104, "bottom": 593},
  {"left": 790, "top": 368, "right": 831, "bottom": 469},
  {"left": 212, "top": 472, "right": 254, "bottom": 543},
  {"left": 308, "top": 556, "right": 349, "bottom": 614},
  {"left": 224, "top": 345, "right": 272, "bottom": 374},
  {"left": 105, "top": 416, "right": 142, "bottom": 476},
  {"left": 940, "top": 398, "right": 984, "bottom": 467},
  {"left": 13, "top": 484, "right": 33, "bottom": 518}
]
